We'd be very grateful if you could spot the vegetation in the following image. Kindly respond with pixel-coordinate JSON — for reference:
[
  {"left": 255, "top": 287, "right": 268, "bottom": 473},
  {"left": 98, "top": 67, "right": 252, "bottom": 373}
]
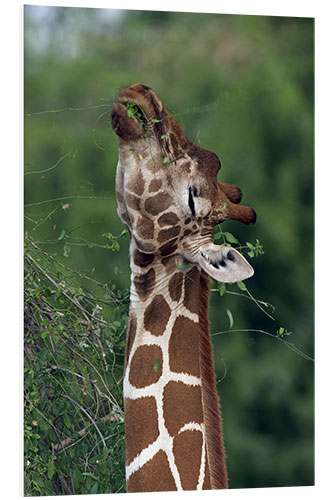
[
  {"left": 24, "top": 237, "right": 127, "bottom": 495},
  {"left": 24, "top": 6, "right": 314, "bottom": 494}
]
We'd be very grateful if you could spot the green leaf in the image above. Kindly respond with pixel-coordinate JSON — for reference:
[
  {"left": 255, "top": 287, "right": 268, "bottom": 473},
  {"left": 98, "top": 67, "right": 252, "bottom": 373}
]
[
  {"left": 153, "top": 359, "right": 161, "bottom": 372},
  {"left": 161, "top": 134, "right": 167, "bottom": 139},
  {"left": 221, "top": 200, "right": 227, "bottom": 210},
  {"left": 112, "top": 241, "right": 120, "bottom": 251},
  {"left": 63, "top": 243, "right": 71, "bottom": 258},
  {"left": 83, "top": 472, "right": 98, "bottom": 480},
  {"left": 246, "top": 242, "right": 255, "bottom": 257},
  {"left": 47, "top": 459, "right": 55, "bottom": 480},
  {"left": 276, "top": 326, "right": 293, "bottom": 338},
  {"left": 63, "top": 413, "right": 71, "bottom": 429},
  {"left": 218, "top": 282, "right": 226, "bottom": 296},
  {"left": 57, "top": 229, "right": 66, "bottom": 241},
  {"left": 89, "top": 454, "right": 103, "bottom": 464},
  {"left": 162, "top": 157, "right": 169, "bottom": 164},
  {"left": 73, "top": 470, "right": 83, "bottom": 489},
  {"left": 223, "top": 232, "right": 239, "bottom": 244},
  {"left": 176, "top": 259, "right": 192, "bottom": 272},
  {"left": 102, "top": 232, "right": 113, "bottom": 240},
  {"left": 246, "top": 239, "right": 264, "bottom": 258},
  {"left": 226, "top": 309, "right": 234, "bottom": 329},
  {"left": 103, "top": 446, "right": 109, "bottom": 460},
  {"left": 91, "top": 482, "right": 98, "bottom": 494},
  {"left": 237, "top": 281, "right": 247, "bottom": 291}
]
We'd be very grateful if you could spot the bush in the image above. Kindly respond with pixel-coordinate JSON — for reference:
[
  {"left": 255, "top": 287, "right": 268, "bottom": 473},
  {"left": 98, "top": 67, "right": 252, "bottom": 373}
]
[{"left": 24, "top": 236, "right": 128, "bottom": 495}]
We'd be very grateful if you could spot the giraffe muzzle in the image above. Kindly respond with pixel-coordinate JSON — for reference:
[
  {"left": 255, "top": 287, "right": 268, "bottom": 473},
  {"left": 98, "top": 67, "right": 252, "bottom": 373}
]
[{"left": 111, "top": 102, "right": 144, "bottom": 138}]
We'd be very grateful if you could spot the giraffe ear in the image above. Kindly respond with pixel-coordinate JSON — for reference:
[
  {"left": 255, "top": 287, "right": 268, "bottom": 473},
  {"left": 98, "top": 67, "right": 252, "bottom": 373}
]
[{"left": 198, "top": 244, "right": 254, "bottom": 283}]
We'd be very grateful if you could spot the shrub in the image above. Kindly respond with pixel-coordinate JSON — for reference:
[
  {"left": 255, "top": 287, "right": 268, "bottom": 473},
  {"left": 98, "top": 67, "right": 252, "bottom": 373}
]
[{"left": 24, "top": 236, "right": 128, "bottom": 495}]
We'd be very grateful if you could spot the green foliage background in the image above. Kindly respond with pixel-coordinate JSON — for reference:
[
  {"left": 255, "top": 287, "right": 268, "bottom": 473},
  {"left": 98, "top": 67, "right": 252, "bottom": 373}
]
[{"left": 24, "top": 6, "right": 314, "bottom": 495}]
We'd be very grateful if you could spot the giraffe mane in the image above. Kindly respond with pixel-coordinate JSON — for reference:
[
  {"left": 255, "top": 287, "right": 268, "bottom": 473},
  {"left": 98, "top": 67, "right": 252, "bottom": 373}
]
[{"left": 198, "top": 270, "right": 229, "bottom": 489}]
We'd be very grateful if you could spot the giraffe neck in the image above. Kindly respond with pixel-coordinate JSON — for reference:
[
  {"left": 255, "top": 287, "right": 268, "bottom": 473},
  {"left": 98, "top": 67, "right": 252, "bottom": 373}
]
[{"left": 124, "top": 246, "right": 228, "bottom": 491}]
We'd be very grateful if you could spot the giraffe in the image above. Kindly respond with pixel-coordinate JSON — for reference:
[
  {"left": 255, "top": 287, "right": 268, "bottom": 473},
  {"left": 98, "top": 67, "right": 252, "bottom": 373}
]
[{"left": 111, "top": 84, "right": 256, "bottom": 492}]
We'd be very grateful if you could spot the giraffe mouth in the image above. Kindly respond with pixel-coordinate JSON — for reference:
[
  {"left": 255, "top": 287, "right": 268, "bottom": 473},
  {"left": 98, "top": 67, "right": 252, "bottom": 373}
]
[
  {"left": 125, "top": 102, "right": 147, "bottom": 127},
  {"left": 111, "top": 101, "right": 147, "bottom": 138},
  {"left": 198, "top": 245, "right": 254, "bottom": 282}
]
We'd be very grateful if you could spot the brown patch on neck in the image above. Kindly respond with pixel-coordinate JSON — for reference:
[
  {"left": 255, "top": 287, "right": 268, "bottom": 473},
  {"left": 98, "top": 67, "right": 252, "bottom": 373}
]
[
  {"left": 133, "top": 268, "right": 156, "bottom": 299},
  {"left": 184, "top": 266, "right": 201, "bottom": 313},
  {"left": 157, "top": 225, "right": 181, "bottom": 243},
  {"left": 198, "top": 271, "right": 228, "bottom": 489},
  {"left": 129, "top": 344, "right": 163, "bottom": 388},
  {"left": 144, "top": 294, "right": 171, "bottom": 336},
  {"left": 158, "top": 212, "right": 180, "bottom": 227},
  {"left": 127, "top": 169, "right": 145, "bottom": 196},
  {"left": 127, "top": 450, "right": 177, "bottom": 492},
  {"left": 136, "top": 215, "right": 155, "bottom": 240},
  {"left": 148, "top": 178, "right": 162, "bottom": 193},
  {"left": 169, "top": 316, "right": 200, "bottom": 377},
  {"left": 133, "top": 249, "right": 155, "bottom": 268},
  {"left": 168, "top": 271, "right": 183, "bottom": 302},
  {"left": 145, "top": 192, "right": 173, "bottom": 216},
  {"left": 163, "top": 381, "right": 203, "bottom": 437},
  {"left": 125, "top": 396, "right": 159, "bottom": 467},
  {"left": 173, "top": 430, "right": 203, "bottom": 490}
]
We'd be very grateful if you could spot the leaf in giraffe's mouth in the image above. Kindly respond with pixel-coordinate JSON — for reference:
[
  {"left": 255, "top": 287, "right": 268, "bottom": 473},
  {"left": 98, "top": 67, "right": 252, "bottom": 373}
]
[{"left": 126, "top": 102, "right": 146, "bottom": 128}]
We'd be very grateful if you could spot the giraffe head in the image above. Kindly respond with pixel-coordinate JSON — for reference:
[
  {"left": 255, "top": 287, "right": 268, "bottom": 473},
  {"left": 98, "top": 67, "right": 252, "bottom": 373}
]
[{"left": 111, "top": 84, "right": 256, "bottom": 283}]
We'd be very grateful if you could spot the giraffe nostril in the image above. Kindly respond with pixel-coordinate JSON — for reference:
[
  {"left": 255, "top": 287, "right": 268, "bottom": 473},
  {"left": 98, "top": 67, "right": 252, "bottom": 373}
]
[{"left": 227, "top": 251, "right": 235, "bottom": 262}]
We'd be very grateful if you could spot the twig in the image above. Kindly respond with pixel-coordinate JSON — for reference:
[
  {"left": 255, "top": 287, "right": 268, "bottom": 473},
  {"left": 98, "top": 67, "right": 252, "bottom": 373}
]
[
  {"left": 24, "top": 151, "right": 72, "bottom": 176},
  {"left": 24, "top": 194, "right": 114, "bottom": 208},
  {"left": 24, "top": 392, "right": 70, "bottom": 456},
  {"left": 61, "top": 341, "right": 124, "bottom": 418},
  {"left": 58, "top": 474, "right": 72, "bottom": 495},
  {"left": 25, "top": 236, "right": 121, "bottom": 305},
  {"left": 245, "top": 288, "right": 275, "bottom": 321},
  {"left": 211, "top": 288, "right": 275, "bottom": 312},
  {"left": 47, "top": 364, "right": 117, "bottom": 407},
  {"left": 61, "top": 394, "right": 106, "bottom": 447},
  {"left": 26, "top": 252, "right": 90, "bottom": 322},
  {"left": 24, "top": 102, "right": 111, "bottom": 117},
  {"left": 53, "top": 409, "right": 116, "bottom": 452},
  {"left": 212, "top": 328, "right": 314, "bottom": 362},
  {"left": 26, "top": 252, "right": 111, "bottom": 327}
]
